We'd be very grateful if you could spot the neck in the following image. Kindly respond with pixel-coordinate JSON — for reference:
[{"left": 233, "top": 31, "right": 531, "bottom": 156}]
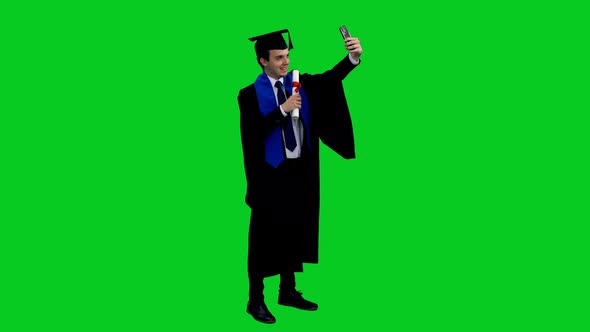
[{"left": 265, "top": 71, "right": 282, "bottom": 81}]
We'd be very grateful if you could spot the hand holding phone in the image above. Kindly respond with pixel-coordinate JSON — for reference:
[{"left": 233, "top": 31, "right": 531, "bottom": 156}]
[{"left": 340, "top": 25, "right": 362, "bottom": 61}]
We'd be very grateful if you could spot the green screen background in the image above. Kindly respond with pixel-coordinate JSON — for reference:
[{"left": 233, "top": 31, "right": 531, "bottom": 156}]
[{"left": 3, "top": 1, "right": 587, "bottom": 331}]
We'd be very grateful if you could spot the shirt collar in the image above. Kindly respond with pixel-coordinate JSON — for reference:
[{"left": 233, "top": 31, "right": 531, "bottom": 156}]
[{"left": 267, "top": 75, "right": 284, "bottom": 87}]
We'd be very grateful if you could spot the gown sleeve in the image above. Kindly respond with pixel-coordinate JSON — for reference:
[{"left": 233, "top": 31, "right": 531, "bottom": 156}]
[{"left": 301, "top": 56, "right": 359, "bottom": 159}]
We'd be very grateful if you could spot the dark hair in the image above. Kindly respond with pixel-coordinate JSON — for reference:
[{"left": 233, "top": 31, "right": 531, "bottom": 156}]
[{"left": 256, "top": 50, "right": 270, "bottom": 69}]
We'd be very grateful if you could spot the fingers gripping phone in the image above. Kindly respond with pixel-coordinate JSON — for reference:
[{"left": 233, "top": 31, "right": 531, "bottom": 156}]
[{"left": 339, "top": 25, "right": 351, "bottom": 39}]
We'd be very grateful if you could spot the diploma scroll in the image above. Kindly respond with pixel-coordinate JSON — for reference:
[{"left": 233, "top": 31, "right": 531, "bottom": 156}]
[{"left": 292, "top": 70, "right": 300, "bottom": 119}]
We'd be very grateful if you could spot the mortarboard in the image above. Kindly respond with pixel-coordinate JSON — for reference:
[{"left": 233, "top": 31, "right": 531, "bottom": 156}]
[{"left": 248, "top": 29, "right": 293, "bottom": 58}]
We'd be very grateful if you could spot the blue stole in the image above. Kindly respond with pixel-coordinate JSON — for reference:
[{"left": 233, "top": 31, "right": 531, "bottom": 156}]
[{"left": 254, "top": 72, "right": 311, "bottom": 168}]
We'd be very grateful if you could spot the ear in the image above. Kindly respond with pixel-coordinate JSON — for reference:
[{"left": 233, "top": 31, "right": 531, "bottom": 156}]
[{"left": 260, "top": 57, "right": 268, "bottom": 67}]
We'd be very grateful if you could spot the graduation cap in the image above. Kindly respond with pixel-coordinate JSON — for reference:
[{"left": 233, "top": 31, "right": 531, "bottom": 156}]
[{"left": 248, "top": 29, "right": 293, "bottom": 58}]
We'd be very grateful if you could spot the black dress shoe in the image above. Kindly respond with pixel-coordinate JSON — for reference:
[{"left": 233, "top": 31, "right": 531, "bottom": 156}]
[
  {"left": 246, "top": 301, "right": 276, "bottom": 324},
  {"left": 278, "top": 290, "right": 318, "bottom": 311}
]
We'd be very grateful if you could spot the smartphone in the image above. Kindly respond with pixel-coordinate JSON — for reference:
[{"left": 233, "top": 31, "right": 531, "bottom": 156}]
[{"left": 339, "top": 25, "right": 351, "bottom": 39}]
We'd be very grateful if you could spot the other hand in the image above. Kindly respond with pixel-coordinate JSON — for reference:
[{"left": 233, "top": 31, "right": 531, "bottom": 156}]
[{"left": 282, "top": 94, "right": 301, "bottom": 113}]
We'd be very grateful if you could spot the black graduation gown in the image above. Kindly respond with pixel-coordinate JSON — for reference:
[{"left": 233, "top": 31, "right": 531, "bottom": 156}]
[{"left": 238, "top": 56, "right": 358, "bottom": 277}]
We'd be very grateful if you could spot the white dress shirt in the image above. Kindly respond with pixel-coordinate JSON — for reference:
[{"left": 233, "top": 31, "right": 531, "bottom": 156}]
[{"left": 268, "top": 76, "right": 303, "bottom": 159}]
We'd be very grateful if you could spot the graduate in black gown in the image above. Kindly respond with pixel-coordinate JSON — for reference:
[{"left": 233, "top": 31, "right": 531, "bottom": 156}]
[{"left": 237, "top": 28, "right": 363, "bottom": 324}]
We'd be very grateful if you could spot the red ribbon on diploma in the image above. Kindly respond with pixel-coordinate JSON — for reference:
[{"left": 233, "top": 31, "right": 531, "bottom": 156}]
[{"left": 292, "top": 81, "right": 301, "bottom": 93}]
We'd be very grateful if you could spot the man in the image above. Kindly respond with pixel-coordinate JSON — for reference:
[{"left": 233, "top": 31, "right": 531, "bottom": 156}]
[{"left": 238, "top": 28, "right": 363, "bottom": 324}]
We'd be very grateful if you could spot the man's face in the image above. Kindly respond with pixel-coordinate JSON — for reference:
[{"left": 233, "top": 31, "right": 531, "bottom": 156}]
[{"left": 262, "top": 49, "right": 290, "bottom": 79}]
